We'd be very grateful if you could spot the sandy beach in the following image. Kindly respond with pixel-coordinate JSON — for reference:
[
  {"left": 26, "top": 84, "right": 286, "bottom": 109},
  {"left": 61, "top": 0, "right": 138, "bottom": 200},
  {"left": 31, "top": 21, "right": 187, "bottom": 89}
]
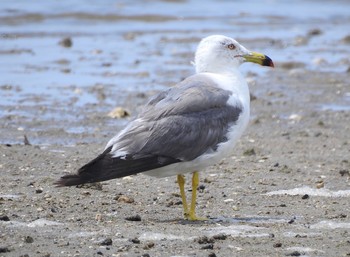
[{"left": 1, "top": 1, "right": 350, "bottom": 256}]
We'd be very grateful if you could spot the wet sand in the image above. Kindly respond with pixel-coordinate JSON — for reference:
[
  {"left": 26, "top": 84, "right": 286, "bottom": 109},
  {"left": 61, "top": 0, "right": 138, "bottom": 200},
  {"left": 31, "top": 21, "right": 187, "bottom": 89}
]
[
  {"left": 1, "top": 68, "right": 350, "bottom": 257},
  {"left": 1, "top": 1, "right": 350, "bottom": 256}
]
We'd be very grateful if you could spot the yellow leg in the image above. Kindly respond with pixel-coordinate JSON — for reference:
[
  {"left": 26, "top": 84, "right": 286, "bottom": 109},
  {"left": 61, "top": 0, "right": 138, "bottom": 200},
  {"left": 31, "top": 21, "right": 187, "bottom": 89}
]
[
  {"left": 177, "top": 172, "right": 207, "bottom": 221},
  {"left": 177, "top": 174, "right": 189, "bottom": 218},
  {"left": 188, "top": 171, "right": 207, "bottom": 221}
]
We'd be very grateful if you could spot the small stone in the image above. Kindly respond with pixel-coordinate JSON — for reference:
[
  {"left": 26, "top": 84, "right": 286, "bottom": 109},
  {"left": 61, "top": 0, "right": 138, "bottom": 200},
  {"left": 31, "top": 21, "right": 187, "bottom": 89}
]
[
  {"left": 130, "top": 238, "right": 140, "bottom": 244},
  {"left": 212, "top": 233, "right": 227, "bottom": 240},
  {"left": 166, "top": 200, "right": 182, "bottom": 207},
  {"left": 195, "top": 236, "right": 214, "bottom": 244},
  {"left": 0, "top": 247, "right": 10, "bottom": 253},
  {"left": 243, "top": 148, "right": 256, "bottom": 156},
  {"left": 316, "top": 181, "right": 324, "bottom": 189},
  {"left": 341, "top": 35, "right": 350, "bottom": 44},
  {"left": 208, "top": 252, "right": 217, "bottom": 257},
  {"left": 286, "top": 251, "right": 301, "bottom": 256},
  {"left": 198, "top": 184, "right": 205, "bottom": 192},
  {"left": 125, "top": 214, "right": 141, "bottom": 221},
  {"left": 95, "top": 213, "right": 103, "bottom": 221},
  {"left": 35, "top": 188, "right": 43, "bottom": 194},
  {"left": 273, "top": 242, "right": 282, "bottom": 248},
  {"left": 201, "top": 244, "right": 214, "bottom": 250},
  {"left": 204, "top": 177, "right": 212, "bottom": 183},
  {"left": 308, "top": 28, "right": 322, "bottom": 36},
  {"left": 339, "top": 170, "right": 350, "bottom": 177},
  {"left": 107, "top": 107, "right": 130, "bottom": 119},
  {"left": 115, "top": 195, "right": 134, "bottom": 204},
  {"left": 288, "top": 217, "right": 296, "bottom": 224},
  {"left": 61, "top": 68, "right": 71, "bottom": 73},
  {"left": 24, "top": 236, "right": 34, "bottom": 243},
  {"left": 317, "top": 120, "right": 325, "bottom": 126},
  {"left": 141, "top": 254, "right": 150, "bottom": 257},
  {"left": 0, "top": 215, "right": 10, "bottom": 221},
  {"left": 301, "top": 194, "right": 309, "bottom": 199},
  {"left": 59, "top": 37, "right": 73, "bottom": 48},
  {"left": 100, "top": 238, "right": 112, "bottom": 246},
  {"left": 143, "top": 242, "right": 155, "bottom": 250}
]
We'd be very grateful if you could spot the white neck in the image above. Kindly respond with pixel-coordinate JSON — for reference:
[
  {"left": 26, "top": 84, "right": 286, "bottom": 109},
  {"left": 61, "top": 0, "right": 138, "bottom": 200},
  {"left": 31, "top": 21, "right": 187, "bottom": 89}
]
[{"left": 195, "top": 62, "right": 241, "bottom": 74}]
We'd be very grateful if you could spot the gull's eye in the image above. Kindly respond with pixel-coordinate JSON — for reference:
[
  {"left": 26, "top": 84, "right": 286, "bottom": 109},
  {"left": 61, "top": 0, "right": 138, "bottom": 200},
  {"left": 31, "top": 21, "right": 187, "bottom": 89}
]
[{"left": 227, "top": 44, "right": 236, "bottom": 50}]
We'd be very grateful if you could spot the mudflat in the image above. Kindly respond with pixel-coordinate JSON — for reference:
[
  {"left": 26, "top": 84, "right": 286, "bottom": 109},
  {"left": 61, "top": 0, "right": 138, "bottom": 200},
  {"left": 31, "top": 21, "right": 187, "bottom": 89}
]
[
  {"left": 1, "top": 68, "right": 349, "bottom": 257},
  {"left": 1, "top": 1, "right": 350, "bottom": 256}
]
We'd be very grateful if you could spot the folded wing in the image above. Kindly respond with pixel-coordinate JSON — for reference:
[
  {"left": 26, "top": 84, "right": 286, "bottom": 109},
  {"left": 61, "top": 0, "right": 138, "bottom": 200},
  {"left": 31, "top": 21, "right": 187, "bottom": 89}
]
[{"left": 56, "top": 74, "right": 243, "bottom": 186}]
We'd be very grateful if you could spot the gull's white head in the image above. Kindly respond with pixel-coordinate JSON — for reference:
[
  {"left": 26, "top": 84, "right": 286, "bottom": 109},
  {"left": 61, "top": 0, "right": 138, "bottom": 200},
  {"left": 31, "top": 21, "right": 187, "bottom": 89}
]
[{"left": 194, "top": 35, "right": 274, "bottom": 74}]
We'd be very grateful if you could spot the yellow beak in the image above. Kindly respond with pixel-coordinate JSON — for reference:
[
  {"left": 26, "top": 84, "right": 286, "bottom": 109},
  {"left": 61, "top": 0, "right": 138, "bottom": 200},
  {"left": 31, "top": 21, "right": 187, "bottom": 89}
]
[{"left": 243, "top": 52, "right": 274, "bottom": 67}]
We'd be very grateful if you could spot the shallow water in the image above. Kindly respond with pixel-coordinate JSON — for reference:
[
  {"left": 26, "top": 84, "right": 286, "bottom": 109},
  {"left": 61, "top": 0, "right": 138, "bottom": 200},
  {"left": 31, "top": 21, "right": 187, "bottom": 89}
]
[{"left": 1, "top": 0, "right": 349, "bottom": 144}]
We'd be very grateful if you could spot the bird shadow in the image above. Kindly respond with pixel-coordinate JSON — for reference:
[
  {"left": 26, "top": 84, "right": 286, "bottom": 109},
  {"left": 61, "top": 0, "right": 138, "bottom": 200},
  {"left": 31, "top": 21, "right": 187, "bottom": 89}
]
[{"left": 153, "top": 215, "right": 293, "bottom": 225}]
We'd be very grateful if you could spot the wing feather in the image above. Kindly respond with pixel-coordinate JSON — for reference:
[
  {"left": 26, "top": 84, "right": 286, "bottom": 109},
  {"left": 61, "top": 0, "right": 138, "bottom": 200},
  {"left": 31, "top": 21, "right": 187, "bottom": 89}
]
[{"left": 56, "top": 74, "right": 243, "bottom": 186}]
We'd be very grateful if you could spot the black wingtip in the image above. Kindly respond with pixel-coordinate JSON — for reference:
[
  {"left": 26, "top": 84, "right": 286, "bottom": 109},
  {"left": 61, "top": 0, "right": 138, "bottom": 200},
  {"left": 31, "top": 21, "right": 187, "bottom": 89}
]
[{"left": 54, "top": 174, "right": 86, "bottom": 187}]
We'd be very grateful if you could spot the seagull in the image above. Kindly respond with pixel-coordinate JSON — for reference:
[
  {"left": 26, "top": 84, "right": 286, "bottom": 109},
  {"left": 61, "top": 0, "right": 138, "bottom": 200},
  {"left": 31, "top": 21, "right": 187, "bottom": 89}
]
[{"left": 55, "top": 35, "right": 274, "bottom": 221}]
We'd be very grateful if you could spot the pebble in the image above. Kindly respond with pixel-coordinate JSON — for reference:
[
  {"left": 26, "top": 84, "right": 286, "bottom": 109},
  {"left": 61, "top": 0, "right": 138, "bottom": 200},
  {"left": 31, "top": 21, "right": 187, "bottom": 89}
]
[
  {"left": 341, "top": 35, "right": 350, "bottom": 44},
  {"left": 35, "top": 188, "right": 43, "bottom": 194},
  {"left": 195, "top": 236, "right": 214, "bottom": 244},
  {"left": 308, "top": 28, "right": 322, "bottom": 36},
  {"left": 198, "top": 184, "right": 205, "bottom": 192},
  {"left": 59, "top": 37, "right": 73, "bottom": 48},
  {"left": 24, "top": 236, "right": 34, "bottom": 243},
  {"left": 288, "top": 217, "right": 296, "bottom": 224},
  {"left": 95, "top": 213, "right": 103, "bottom": 221},
  {"left": 273, "top": 242, "right": 282, "bottom": 248},
  {"left": 316, "top": 180, "right": 324, "bottom": 189},
  {"left": 204, "top": 177, "right": 213, "bottom": 183},
  {"left": 107, "top": 107, "right": 130, "bottom": 119},
  {"left": 115, "top": 195, "right": 135, "bottom": 204},
  {"left": 0, "top": 247, "right": 10, "bottom": 253},
  {"left": 143, "top": 242, "right": 155, "bottom": 250},
  {"left": 301, "top": 194, "right": 309, "bottom": 199},
  {"left": 212, "top": 233, "right": 227, "bottom": 240},
  {"left": 201, "top": 244, "right": 214, "bottom": 250},
  {"left": 125, "top": 214, "right": 141, "bottom": 221},
  {"left": 286, "top": 251, "right": 302, "bottom": 256},
  {"left": 0, "top": 215, "right": 10, "bottom": 221},
  {"left": 130, "top": 238, "right": 140, "bottom": 244},
  {"left": 339, "top": 169, "right": 350, "bottom": 177},
  {"left": 100, "top": 238, "right": 112, "bottom": 246},
  {"left": 243, "top": 148, "right": 256, "bottom": 156}
]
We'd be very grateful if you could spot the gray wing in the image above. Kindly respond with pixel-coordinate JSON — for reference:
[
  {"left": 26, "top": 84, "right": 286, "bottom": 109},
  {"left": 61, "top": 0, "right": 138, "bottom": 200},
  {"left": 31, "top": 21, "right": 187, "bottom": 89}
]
[{"left": 111, "top": 74, "right": 243, "bottom": 161}]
